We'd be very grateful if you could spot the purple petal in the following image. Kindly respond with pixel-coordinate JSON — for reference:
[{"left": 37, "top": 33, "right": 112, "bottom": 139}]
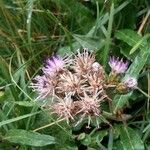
[{"left": 109, "top": 56, "right": 128, "bottom": 74}]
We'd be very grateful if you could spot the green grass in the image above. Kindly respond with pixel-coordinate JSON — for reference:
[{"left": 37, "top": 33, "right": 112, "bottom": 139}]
[{"left": 0, "top": 0, "right": 150, "bottom": 149}]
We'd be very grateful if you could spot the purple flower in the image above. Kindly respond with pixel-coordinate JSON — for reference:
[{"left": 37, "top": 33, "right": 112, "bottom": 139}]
[
  {"left": 42, "top": 55, "right": 68, "bottom": 76},
  {"left": 124, "top": 77, "right": 137, "bottom": 89},
  {"left": 109, "top": 56, "right": 128, "bottom": 74},
  {"left": 30, "top": 75, "right": 54, "bottom": 100}
]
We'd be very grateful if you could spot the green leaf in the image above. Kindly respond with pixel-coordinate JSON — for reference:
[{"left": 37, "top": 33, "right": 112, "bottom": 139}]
[
  {"left": 143, "top": 123, "right": 150, "bottom": 133},
  {"left": 0, "top": 111, "right": 41, "bottom": 127},
  {"left": 120, "top": 46, "right": 137, "bottom": 62},
  {"left": 129, "top": 34, "right": 150, "bottom": 54},
  {"left": 0, "top": 57, "right": 11, "bottom": 82},
  {"left": 58, "top": 35, "right": 105, "bottom": 56},
  {"left": 80, "top": 130, "right": 108, "bottom": 147},
  {"left": 143, "top": 122, "right": 150, "bottom": 141},
  {"left": 145, "top": 144, "right": 150, "bottom": 150},
  {"left": 113, "top": 45, "right": 150, "bottom": 112},
  {"left": 58, "top": 42, "right": 79, "bottom": 56},
  {"left": 14, "top": 101, "right": 36, "bottom": 107},
  {"left": 73, "top": 34, "right": 105, "bottom": 51},
  {"left": 0, "top": 91, "right": 4, "bottom": 98},
  {"left": 115, "top": 29, "right": 150, "bottom": 55},
  {"left": 114, "top": 141, "right": 125, "bottom": 150},
  {"left": 0, "top": 142, "right": 13, "bottom": 150},
  {"left": 81, "top": 134, "right": 91, "bottom": 146},
  {"left": 115, "top": 29, "right": 146, "bottom": 49},
  {"left": 118, "top": 126, "right": 144, "bottom": 150},
  {"left": 3, "top": 129, "right": 55, "bottom": 146},
  {"left": 92, "top": 130, "right": 108, "bottom": 143},
  {"left": 77, "top": 133, "right": 86, "bottom": 140}
]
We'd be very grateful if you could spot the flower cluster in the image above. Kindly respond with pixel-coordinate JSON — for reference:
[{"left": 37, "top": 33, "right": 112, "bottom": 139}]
[
  {"left": 108, "top": 56, "right": 137, "bottom": 91},
  {"left": 30, "top": 48, "right": 137, "bottom": 127}
]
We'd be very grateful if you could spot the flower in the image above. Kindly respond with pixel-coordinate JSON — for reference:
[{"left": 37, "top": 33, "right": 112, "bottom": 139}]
[
  {"left": 57, "top": 71, "right": 86, "bottom": 95},
  {"left": 109, "top": 56, "right": 128, "bottom": 74},
  {"left": 30, "top": 75, "right": 55, "bottom": 100},
  {"left": 79, "top": 91, "right": 102, "bottom": 116},
  {"left": 74, "top": 91, "right": 105, "bottom": 128},
  {"left": 52, "top": 94, "right": 74, "bottom": 121},
  {"left": 91, "top": 62, "right": 101, "bottom": 72},
  {"left": 42, "top": 55, "right": 69, "bottom": 76},
  {"left": 86, "top": 62, "right": 105, "bottom": 91},
  {"left": 124, "top": 77, "right": 137, "bottom": 89},
  {"left": 86, "top": 72, "right": 104, "bottom": 92},
  {"left": 73, "top": 48, "right": 95, "bottom": 75}
]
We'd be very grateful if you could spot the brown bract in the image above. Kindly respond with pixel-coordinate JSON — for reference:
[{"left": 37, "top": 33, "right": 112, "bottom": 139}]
[
  {"left": 52, "top": 94, "right": 74, "bottom": 121},
  {"left": 56, "top": 71, "right": 86, "bottom": 95},
  {"left": 73, "top": 48, "right": 95, "bottom": 75}
]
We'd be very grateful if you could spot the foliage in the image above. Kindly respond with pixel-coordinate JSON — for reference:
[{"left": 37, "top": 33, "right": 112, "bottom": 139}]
[{"left": 0, "top": 0, "right": 150, "bottom": 149}]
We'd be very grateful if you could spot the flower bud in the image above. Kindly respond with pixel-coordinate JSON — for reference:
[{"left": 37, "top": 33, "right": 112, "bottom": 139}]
[
  {"left": 92, "top": 62, "right": 101, "bottom": 72},
  {"left": 124, "top": 77, "right": 137, "bottom": 89}
]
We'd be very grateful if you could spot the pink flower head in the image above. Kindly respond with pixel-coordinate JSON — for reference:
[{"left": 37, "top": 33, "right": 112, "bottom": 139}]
[
  {"left": 109, "top": 56, "right": 128, "bottom": 74},
  {"left": 42, "top": 55, "right": 68, "bottom": 76},
  {"left": 124, "top": 77, "right": 137, "bottom": 89},
  {"left": 30, "top": 75, "right": 55, "bottom": 100},
  {"left": 57, "top": 71, "right": 86, "bottom": 94},
  {"left": 73, "top": 48, "right": 95, "bottom": 75},
  {"left": 52, "top": 94, "right": 74, "bottom": 121},
  {"left": 79, "top": 91, "right": 102, "bottom": 116}
]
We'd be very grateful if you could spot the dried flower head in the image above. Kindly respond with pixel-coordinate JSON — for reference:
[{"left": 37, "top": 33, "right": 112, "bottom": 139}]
[
  {"left": 57, "top": 71, "right": 86, "bottom": 94},
  {"left": 52, "top": 94, "right": 74, "bottom": 121},
  {"left": 42, "top": 55, "right": 70, "bottom": 76},
  {"left": 124, "top": 77, "right": 137, "bottom": 89},
  {"left": 109, "top": 56, "right": 128, "bottom": 74},
  {"left": 73, "top": 48, "right": 95, "bottom": 75},
  {"left": 86, "top": 73, "right": 104, "bottom": 92},
  {"left": 79, "top": 91, "right": 102, "bottom": 116},
  {"left": 30, "top": 75, "right": 55, "bottom": 100}
]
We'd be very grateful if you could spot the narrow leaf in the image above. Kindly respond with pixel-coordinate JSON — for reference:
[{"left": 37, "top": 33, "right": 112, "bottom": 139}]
[
  {"left": 115, "top": 29, "right": 146, "bottom": 49},
  {"left": 73, "top": 34, "right": 104, "bottom": 50},
  {"left": 14, "top": 101, "right": 36, "bottom": 107},
  {"left": 0, "top": 111, "right": 41, "bottom": 127},
  {"left": 129, "top": 34, "right": 150, "bottom": 54},
  {"left": 4, "top": 129, "right": 55, "bottom": 146}
]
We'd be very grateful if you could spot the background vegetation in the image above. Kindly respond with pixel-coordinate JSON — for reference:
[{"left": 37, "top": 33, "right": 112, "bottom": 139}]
[{"left": 0, "top": 0, "right": 150, "bottom": 149}]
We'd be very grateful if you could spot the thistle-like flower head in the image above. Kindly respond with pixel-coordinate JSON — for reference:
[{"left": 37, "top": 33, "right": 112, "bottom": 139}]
[
  {"left": 109, "top": 56, "right": 128, "bottom": 74},
  {"left": 79, "top": 91, "right": 101, "bottom": 116},
  {"left": 86, "top": 73, "right": 104, "bottom": 93},
  {"left": 124, "top": 77, "right": 137, "bottom": 89},
  {"left": 73, "top": 48, "right": 95, "bottom": 75},
  {"left": 42, "top": 55, "right": 69, "bottom": 76},
  {"left": 30, "top": 75, "right": 55, "bottom": 100},
  {"left": 52, "top": 94, "right": 74, "bottom": 121},
  {"left": 57, "top": 71, "right": 86, "bottom": 94}
]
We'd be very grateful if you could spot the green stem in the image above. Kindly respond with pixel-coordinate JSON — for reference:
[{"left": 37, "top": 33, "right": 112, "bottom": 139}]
[
  {"left": 103, "top": 2, "right": 114, "bottom": 68},
  {"left": 137, "top": 87, "right": 150, "bottom": 99}
]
